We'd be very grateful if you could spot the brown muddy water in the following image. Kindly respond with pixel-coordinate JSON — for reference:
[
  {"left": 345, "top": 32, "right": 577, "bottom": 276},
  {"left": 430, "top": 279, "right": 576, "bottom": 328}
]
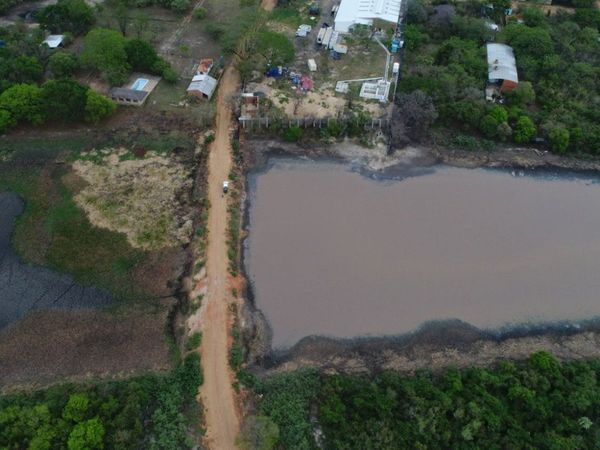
[{"left": 245, "top": 159, "right": 600, "bottom": 348}]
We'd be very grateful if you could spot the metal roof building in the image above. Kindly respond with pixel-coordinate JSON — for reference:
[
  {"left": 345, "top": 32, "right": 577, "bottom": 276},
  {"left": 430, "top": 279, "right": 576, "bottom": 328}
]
[
  {"left": 187, "top": 75, "right": 218, "bottom": 100},
  {"left": 487, "top": 43, "right": 518, "bottom": 84},
  {"left": 42, "top": 35, "right": 65, "bottom": 48},
  {"left": 334, "top": 0, "right": 402, "bottom": 32},
  {"left": 108, "top": 88, "right": 149, "bottom": 105}
]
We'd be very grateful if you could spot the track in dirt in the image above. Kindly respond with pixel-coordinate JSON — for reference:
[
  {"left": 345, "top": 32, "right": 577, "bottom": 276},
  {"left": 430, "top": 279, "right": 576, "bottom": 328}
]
[{"left": 196, "top": 1, "right": 275, "bottom": 448}]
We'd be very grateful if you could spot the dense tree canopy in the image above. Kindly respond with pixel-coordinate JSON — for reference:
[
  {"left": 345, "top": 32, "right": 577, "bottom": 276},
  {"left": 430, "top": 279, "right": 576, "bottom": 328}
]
[
  {"left": 0, "top": 354, "right": 202, "bottom": 449},
  {"left": 81, "top": 28, "right": 130, "bottom": 86},
  {"left": 37, "top": 0, "right": 95, "bottom": 36},
  {"left": 398, "top": 1, "right": 600, "bottom": 154},
  {"left": 256, "top": 353, "right": 600, "bottom": 449}
]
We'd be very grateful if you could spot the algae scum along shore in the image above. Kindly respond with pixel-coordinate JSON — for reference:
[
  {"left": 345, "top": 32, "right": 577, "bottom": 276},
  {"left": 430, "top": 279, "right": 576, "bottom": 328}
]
[{"left": 244, "top": 158, "right": 600, "bottom": 349}]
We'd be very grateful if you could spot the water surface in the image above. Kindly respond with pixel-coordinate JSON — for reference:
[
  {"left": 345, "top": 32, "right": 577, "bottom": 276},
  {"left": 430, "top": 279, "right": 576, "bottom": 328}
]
[
  {"left": 0, "top": 192, "right": 113, "bottom": 330},
  {"left": 245, "top": 160, "right": 600, "bottom": 348}
]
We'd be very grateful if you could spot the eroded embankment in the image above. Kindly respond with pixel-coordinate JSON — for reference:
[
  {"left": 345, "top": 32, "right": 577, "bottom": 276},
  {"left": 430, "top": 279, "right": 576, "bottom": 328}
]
[{"left": 237, "top": 138, "right": 600, "bottom": 374}]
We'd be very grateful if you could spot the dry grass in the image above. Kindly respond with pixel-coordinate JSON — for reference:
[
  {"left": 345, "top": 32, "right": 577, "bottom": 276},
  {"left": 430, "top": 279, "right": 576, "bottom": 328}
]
[
  {"left": 73, "top": 148, "right": 194, "bottom": 250},
  {"left": 0, "top": 302, "right": 174, "bottom": 391}
]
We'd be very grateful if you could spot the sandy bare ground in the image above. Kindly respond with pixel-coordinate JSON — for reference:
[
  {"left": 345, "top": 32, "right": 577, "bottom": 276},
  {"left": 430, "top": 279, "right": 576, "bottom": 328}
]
[{"left": 194, "top": 1, "right": 275, "bottom": 448}]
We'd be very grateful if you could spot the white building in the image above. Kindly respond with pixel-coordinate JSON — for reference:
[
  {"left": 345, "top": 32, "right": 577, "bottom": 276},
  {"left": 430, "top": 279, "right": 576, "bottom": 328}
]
[{"left": 334, "top": 0, "right": 402, "bottom": 33}]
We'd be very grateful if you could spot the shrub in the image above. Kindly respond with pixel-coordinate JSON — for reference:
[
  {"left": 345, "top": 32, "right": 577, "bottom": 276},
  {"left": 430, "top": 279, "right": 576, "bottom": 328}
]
[
  {"left": 186, "top": 332, "right": 202, "bottom": 351},
  {"left": 193, "top": 7, "right": 207, "bottom": 19},
  {"left": 513, "top": 115, "right": 536, "bottom": 143},
  {"left": 49, "top": 51, "right": 79, "bottom": 79},
  {"left": 85, "top": 90, "right": 117, "bottom": 124},
  {"left": 0, "top": 109, "right": 16, "bottom": 133},
  {"left": 0, "top": 83, "right": 45, "bottom": 125},
  {"left": 283, "top": 125, "right": 302, "bottom": 142},
  {"left": 548, "top": 125, "right": 570, "bottom": 153}
]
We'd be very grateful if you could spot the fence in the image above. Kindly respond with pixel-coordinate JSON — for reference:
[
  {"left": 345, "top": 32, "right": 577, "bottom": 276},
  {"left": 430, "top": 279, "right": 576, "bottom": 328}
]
[{"left": 238, "top": 116, "right": 390, "bottom": 131}]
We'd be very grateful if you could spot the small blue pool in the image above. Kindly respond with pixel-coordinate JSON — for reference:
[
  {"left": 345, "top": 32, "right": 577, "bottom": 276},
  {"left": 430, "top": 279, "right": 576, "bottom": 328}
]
[{"left": 130, "top": 78, "right": 149, "bottom": 90}]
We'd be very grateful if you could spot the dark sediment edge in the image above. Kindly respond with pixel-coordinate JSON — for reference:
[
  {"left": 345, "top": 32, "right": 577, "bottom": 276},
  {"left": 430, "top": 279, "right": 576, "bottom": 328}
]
[{"left": 238, "top": 138, "right": 600, "bottom": 374}]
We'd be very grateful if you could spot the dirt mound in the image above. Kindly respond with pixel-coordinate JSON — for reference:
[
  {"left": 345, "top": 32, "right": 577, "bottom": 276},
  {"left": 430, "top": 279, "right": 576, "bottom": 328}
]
[{"left": 73, "top": 148, "right": 194, "bottom": 250}]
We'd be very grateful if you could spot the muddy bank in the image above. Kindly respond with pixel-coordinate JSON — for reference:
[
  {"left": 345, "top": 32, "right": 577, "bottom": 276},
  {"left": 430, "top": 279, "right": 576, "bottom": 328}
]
[
  {"left": 0, "top": 192, "right": 113, "bottom": 331},
  {"left": 242, "top": 138, "right": 600, "bottom": 174},
  {"left": 254, "top": 320, "right": 600, "bottom": 376},
  {"left": 239, "top": 138, "right": 600, "bottom": 372}
]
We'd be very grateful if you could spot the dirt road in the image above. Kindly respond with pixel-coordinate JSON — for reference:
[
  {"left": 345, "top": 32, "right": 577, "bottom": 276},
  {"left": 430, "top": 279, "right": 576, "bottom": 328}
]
[
  {"left": 197, "top": 1, "right": 275, "bottom": 449},
  {"left": 196, "top": 64, "right": 240, "bottom": 450}
]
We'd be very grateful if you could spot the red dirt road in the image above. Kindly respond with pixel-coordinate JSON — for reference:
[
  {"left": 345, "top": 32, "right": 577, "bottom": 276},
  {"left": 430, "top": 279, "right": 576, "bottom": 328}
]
[{"left": 197, "top": 1, "right": 276, "bottom": 449}]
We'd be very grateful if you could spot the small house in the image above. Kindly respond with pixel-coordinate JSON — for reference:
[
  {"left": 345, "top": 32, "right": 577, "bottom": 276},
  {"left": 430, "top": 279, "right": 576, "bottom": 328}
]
[
  {"left": 195, "top": 58, "right": 214, "bottom": 76},
  {"left": 486, "top": 43, "right": 518, "bottom": 101},
  {"left": 42, "top": 35, "right": 65, "bottom": 49},
  {"left": 108, "top": 87, "right": 149, "bottom": 105},
  {"left": 109, "top": 73, "right": 160, "bottom": 106},
  {"left": 187, "top": 75, "right": 218, "bottom": 100}
]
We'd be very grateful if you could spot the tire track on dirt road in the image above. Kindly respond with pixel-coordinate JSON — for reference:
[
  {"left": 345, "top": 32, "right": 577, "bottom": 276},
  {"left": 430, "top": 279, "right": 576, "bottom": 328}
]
[{"left": 196, "top": 1, "right": 275, "bottom": 448}]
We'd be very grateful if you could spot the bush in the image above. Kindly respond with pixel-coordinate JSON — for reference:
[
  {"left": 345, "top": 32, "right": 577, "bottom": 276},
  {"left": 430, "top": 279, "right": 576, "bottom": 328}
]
[
  {"left": 283, "top": 125, "right": 302, "bottom": 142},
  {"left": 81, "top": 28, "right": 130, "bottom": 85},
  {"left": 513, "top": 115, "right": 536, "bottom": 143},
  {"left": 125, "top": 38, "right": 158, "bottom": 72},
  {"left": 0, "top": 83, "right": 45, "bottom": 125},
  {"left": 186, "top": 332, "right": 202, "bottom": 351},
  {"left": 0, "top": 109, "right": 15, "bottom": 134},
  {"left": 48, "top": 51, "right": 79, "bottom": 79},
  {"left": 193, "top": 7, "right": 207, "bottom": 19},
  {"left": 41, "top": 79, "right": 88, "bottom": 122},
  {"left": 548, "top": 125, "right": 570, "bottom": 153},
  {"left": 161, "top": 66, "right": 178, "bottom": 83},
  {"left": 85, "top": 90, "right": 117, "bottom": 124},
  {"left": 37, "top": 0, "right": 95, "bottom": 36}
]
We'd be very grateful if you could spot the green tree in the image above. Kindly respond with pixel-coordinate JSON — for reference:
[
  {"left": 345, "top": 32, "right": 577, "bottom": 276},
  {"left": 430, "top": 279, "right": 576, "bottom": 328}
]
[
  {"left": 48, "top": 51, "right": 79, "bottom": 78},
  {"left": 256, "top": 31, "right": 295, "bottom": 66},
  {"left": 41, "top": 79, "right": 88, "bottom": 122},
  {"left": 513, "top": 115, "right": 536, "bottom": 143},
  {"left": 0, "top": 109, "right": 15, "bottom": 133},
  {"left": 85, "top": 90, "right": 117, "bottom": 123},
  {"left": 67, "top": 418, "right": 105, "bottom": 450},
  {"left": 404, "top": 25, "right": 429, "bottom": 50},
  {"left": 170, "top": 0, "right": 190, "bottom": 12},
  {"left": 488, "top": 105, "right": 508, "bottom": 124},
  {"left": 37, "top": 0, "right": 95, "bottom": 36},
  {"left": 521, "top": 7, "right": 548, "bottom": 28},
  {"left": 124, "top": 38, "right": 158, "bottom": 72},
  {"left": 237, "top": 415, "right": 280, "bottom": 450},
  {"left": 81, "top": 29, "right": 130, "bottom": 85},
  {"left": 12, "top": 56, "right": 44, "bottom": 84},
  {"left": 193, "top": 7, "right": 207, "bottom": 19},
  {"left": 507, "top": 81, "right": 535, "bottom": 106},
  {"left": 480, "top": 114, "right": 500, "bottom": 138},
  {"left": 501, "top": 23, "right": 554, "bottom": 58},
  {"left": 548, "top": 125, "right": 570, "bottom": 153},
  {"left": 0, "top": 84, "right": 45, "bottom": 125},
  {"left": 63, "top": 393, "right": 90, "bottom": 422},
  {"left": 406, "top": 0, "right": 427, "bottom": 24}
]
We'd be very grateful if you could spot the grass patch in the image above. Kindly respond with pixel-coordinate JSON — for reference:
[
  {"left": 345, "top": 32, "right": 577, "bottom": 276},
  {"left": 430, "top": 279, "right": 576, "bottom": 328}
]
[{"left": 0, "top": 137, "right": 148, "bottom": 301}]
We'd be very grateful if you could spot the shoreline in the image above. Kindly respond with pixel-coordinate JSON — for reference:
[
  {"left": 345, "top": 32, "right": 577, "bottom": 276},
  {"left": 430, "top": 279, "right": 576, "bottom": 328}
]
[{"left": 238, "top": 138, "right": 600, "bottom": 374}]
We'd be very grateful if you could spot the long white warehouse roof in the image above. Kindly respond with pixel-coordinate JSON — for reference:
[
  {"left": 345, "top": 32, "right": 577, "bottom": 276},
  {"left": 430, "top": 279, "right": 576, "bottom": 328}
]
[
  {"left": 487, "top": 43, "right": 518, "bottom": 83},
  {"left": 335, "top": 0, "right": 402, "bottom": 32}
]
